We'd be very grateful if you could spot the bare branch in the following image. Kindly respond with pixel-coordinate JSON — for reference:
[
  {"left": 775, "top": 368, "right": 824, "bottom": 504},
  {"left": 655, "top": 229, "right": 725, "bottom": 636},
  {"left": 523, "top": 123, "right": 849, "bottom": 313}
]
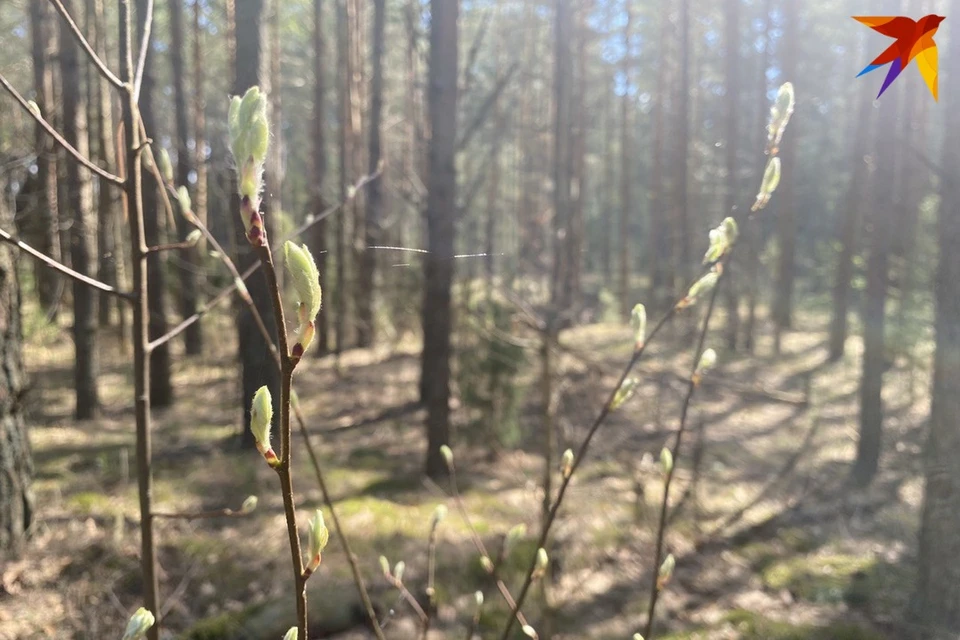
[
  {"left": 133, "top": 0, "right": 154, "bottom": 102},
  {"left": 0, "top": 73, "right": 124, "bottom": 186},
  {"left": 146, "top": 240, "right": 196, "bottom": 253},
  {"left": 47, "top": 0, "right": 124, "bottom": 89},
  {"left": 0, "top": 227, "right": 133, "bottom": 300}
]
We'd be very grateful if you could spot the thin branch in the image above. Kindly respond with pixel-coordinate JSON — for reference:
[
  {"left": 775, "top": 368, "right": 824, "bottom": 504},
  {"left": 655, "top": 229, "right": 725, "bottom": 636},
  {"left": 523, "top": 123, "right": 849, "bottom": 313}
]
[
  {"left": 47, "top": 0, "right": 124, "bottom": 89},
  {"left": 643, "top": 275, "right": 723, "bottom": 639},
  {"left": 133, "top": 0, "right": 154, "bottom": 102},
  {"left": 146, "top": 240, "right": 196, "bottom": 253},
  {"left": 0, "top": 227, "right": 133, "bottom": 300},
  {"left": 384, "top": 574, "right": 429, "bottom": 625},
  {"left": 0, "top": 73, "right": 124, "bottom": 186}
]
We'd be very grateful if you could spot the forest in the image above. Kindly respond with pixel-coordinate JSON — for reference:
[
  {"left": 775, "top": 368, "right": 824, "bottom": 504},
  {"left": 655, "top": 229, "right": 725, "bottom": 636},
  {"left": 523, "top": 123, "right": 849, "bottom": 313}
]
[{"left": 0, "top": 0, "right": 959, "bottom": 638}]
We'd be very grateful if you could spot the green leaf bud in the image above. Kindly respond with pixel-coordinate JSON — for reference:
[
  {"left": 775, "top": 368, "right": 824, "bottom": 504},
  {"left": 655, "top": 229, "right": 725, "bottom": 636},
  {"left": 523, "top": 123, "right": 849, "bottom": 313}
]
[
  {"left": 432, "top": 504, "right": 448, "bottom": 528},
  {"left": 177, "top": 186, "right": 192, "bottom": 214},
  {"left": 522, "top": 624, "right": 539, "bottom": 639},
  {"left": 630, "top": 303, "right": 647, "bottom": 348},
  {"left": 27, "top": 100, "right": 41, "bottom": 118},
  {"left": 158, "top": 148, "right": 173, "bottom": 183},
  {"left": 660, "top": 447, "right": 673, "bottom": 476},
  {"left": 561, "top": 448, "right": 574, "bottom": 479},
  {"left": 440, "top": 445, "right": 454, "bottom": 469},
  {"left": 282, "top": 628, "right": 297, "bottom": 640},
  {"left": 185, "top": 229, "right": 202, "bottom": 246},
  {"left": 680, "top": 270, "right": 719, "bottom": 308},
  {"left": 250, "top": 386, "right": 276, "bottom": 465},
  {"left": 658, "top": 553, "right": 676, "bottom": 589},
  {"left": 283, "top": 242, "right": 322, "bottom": 320},
  {"left": 753, "top": 157, "right": 781, "bottom": 211},
  {"left": 240, "top": 495, "right": 258, "bottom": 513},
  {"left": 121, "top": 608, "right": 156, "bottom": 640},
  {"left": 611, "top": 378, "right": 640, "bottom": 410},
  {"left": 393, "top": 561, "right": 405, "bottom": 583},
  {"left": 379, "top": 555, "right": 390, "bottom": 576}
]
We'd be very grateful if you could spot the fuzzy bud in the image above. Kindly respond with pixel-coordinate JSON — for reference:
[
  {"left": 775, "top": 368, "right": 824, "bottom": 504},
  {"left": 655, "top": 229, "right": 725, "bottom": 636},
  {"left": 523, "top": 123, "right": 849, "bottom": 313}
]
[
  {"left": 379, "top": 555, "right": 391, "bottom": 576},
  {"left": 660, "top": 447, "right": 673, "bottom": 476},
  {"left": 767, "top": 82, "right": 796, "bottom": 152},
  {"left": 305, "top": 509, "right": 329, "bottom": 575},
  {"left": 611, "top": 378, "right": 640, "bottom": 411},
  {"left": 633, "top": 635, "right": 645, "bottom": 640},
  {"left": 630, "top": 303, "right": 647, "bottom": 349},
  {"left": 283, "top": 242, "right": 322, "bottom": 360},
  {"left": 158, "top": 148, "right": 173, "bottom": 184},
  {"left": 440, "top": 445, "right": 454, "bottom": 469},
  {"left": 693, "top": 348, "right": 718, "bottom": 387},
  {"left": 240, "top": 495, "right": 258, "bottom": 513},
  {"left": 393, "top": 561, "right": 406, "bottom": 583},
  {"left": 522, "top": 624, "right": 539, "bottom": 639},
  {"left": 27, "top": 100, "right": 41, "bottom": 117},
  {"left": 475, "top": 591, "right": 484, "bottom": 608},
  {"left": 177, "top": 186, "right": 192, "bottom": 214},
  {"left": 283, "top": 628, "right": 297, "bottom": 640},
  {"left": 753, "top": 157, "right": 782, "bottom": 211},
  {"left": 533, "top": 548, "right": 549, "bottom": 579},
  {"left": 185, "top": 229, "right": 202, "bottom": 246},
  {"left": 250, "top": 386, "right": 278, "bottom": 467},
  {"left": 432, "top": 504, "right": 448, "bottom": 528},
  {"left": 561, "top": 449, "right": 574, "bottom": 479},
  {"left": 658, "top": 553, "right": 676, "bottom": 589},
  {"left": 678, "top": 270, "right": 719, "bottom": 309},
  {"left": 121, "top": 608, "right": 155, "bottom": 640},
  {"left": 480, "top": 556, "right": 495, "bottom": 574}
]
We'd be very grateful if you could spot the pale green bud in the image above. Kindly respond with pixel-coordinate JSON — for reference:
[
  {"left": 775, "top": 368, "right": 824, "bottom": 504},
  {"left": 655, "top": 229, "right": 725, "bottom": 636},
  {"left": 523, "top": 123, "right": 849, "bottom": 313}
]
[
  {"left": 480, "top": 556, "right": 494, "bottom": 574},
  {"left": 561, "top": 448, "right": 574, "bottom": 479},
  {"left": 158, "top": 148, "right": 173, "bottom": 183},
  {"left": 240, "top": 495, "right": 258, "bottom": 513},
  {"left": 767, "top": 82, "right": 796, "bottom": 149},
  {"left": 379, "top": 555, "right": 391, "bottom": 575},
  {"left": 611, "top": 378, "right": 640, "bottom": 411},
  {"left": 186, "top": 229, "right": 202, "bottom": 246},
  {"left": 658, "top": 553, "right": 676, "bottom": 588},
  {"left": 177, "top": 186, "right": 192, "bottom": 214},
  {"left": 283, "top": 242, "right": 322, "bottom": 320},
  {"left": 308, "top": 509, "right": 329, "bottom": 561},
  {"left": 753, "top": 157, "right": 781, "bottom": 211},
  {"left": 722, "top": 217, "right": 739, "bottom": 244},
  {"left": 630, "top": 303, "right": 647, "bottom": 348},
  {"left": 633, "top": 634, "right": 645, "bottom": 640},
  {"left": 228, "top": 87, "right": 269, "bottom": 198},
  {"left": 432, "top": 504, "right": 448, "bottom": 527},
  {"left": 121, "top": 607, "right": 155, "bottom": 640},
  {"left": 475, "top": 591, "right": 484, "bottom": 608},
  {"left": 27, "top": 100, "right": 41, "bottom": 118},
  {"left": 250, "top": 386, "right": 273, "bottom": 454},
  {"left": 440, "top": 445, "right": 454, "bottom": 469},
  {"left": 535, "top": 548, "right": 549, "bottom": 574},
  {"left": 660, "top": 447, "right": 673, "bottom": 476},
  {"left": 696, "top": 348, "right": 718, "bottom": 376},
  {"left": 703, "top": 217, "right": 738, "bottom": 264},
  {"left": 283, "top": 628, "right": 297, "bottom": 640},
  {"left": 681, "top": 271, "right": 719, "bottom": 308},
  {"left": 393, "top": 561, "right": 406, "bottom": 582},
  {"left": 522, "top": 624, "right": 539, "bottom": 639}
]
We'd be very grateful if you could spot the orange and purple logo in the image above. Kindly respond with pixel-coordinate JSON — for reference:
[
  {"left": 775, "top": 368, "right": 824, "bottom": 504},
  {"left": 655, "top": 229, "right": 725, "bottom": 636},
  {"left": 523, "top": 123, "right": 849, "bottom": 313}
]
[{"left": 854, "top": 14, "right": 944, "bottom": 101}]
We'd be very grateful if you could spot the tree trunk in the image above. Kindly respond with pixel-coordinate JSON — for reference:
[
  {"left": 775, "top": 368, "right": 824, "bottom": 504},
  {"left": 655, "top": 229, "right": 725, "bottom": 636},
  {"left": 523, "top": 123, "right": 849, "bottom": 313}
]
[
  {"left": 772, "top": 0, "right": 799, "bottom": 349},
  {"left": 311, "top": 0, "right": 329, "bottom": 354},
  {"left": 360, "top": 0, "right": 385, "bottom": 347},
  {"left": 722, "top": 0, "right": 740, "bottom": 350},
  {"left": 0, "top": 180, "right": 31, "bottom": 553},
  {"left": 135, "top": 0, "right": 173, "bottom": 407},
  {"left": 421, "top": 0, "right": 459, "bottom": 479},
  {"left": 29, "top": 0, "right": 62, "bottom": 317},
  {"left": 335, "top": 0, "right": 350, "bottom": 360},
  {"left": 828, "top": 73, "right": 873, "bottom": 362},
  {"left": 618, "top": 2, "right": 632, "bottom": 319},
  {"left": 233, "top": 0, "right": 280, "bottom": 448},
  {"left": 59, "top": 0, "right": 100, "bottom": 420},
  {"left": 852, "top": 27, "right": 899, "bottom": 489},
  {"left": 550, "top": 0, "right": 573, "bottom": 314},
  {"left": 168, "top": 0, "right": 202, "bottom": 355},
  {"left": 348, "top": 0, "right": 369, "bottom": 348},
  {"left": 911, "top": 14, "right": 960, "bottom": 631},
  {"left": 646, "top": 4, "right": 670, "bottom": 313},
  {"left": 674, "top": 0, "right": 692, "bottom": 294}
]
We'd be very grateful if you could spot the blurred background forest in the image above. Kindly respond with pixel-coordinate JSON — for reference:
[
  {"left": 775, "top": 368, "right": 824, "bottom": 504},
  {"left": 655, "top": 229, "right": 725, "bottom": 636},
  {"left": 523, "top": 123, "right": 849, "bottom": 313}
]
[{"left": 1, "top": 0, "right": 960, "bottom": 638}]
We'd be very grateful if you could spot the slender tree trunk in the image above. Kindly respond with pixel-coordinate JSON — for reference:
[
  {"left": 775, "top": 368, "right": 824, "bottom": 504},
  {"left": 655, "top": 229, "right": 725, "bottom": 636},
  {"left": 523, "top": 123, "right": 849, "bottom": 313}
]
[
  {"left": 772, "top": 0, "right": 799, "bottom": 350},
  {"left": 569, "top": 0, "right": 589, "bottom": 311},
  {"left": 601, "top": 67, "right": 614, "bottom": 284},
  {"left": 0, "top": 178, "right": 31, "bottom": 553},
  {"left": 59, "top": 0, "right": 100, "bottom": 420},
  {"left": 829, "top": 75, "right": 873, "bottom": 361},
  {"left": 911, "top": 13, "right": 960, "bottom": 630},
  {"left": 421, "top": 0, "right": 459, "bottom": 479},
  {"left": 311, "top": 0, "right": 329, "bottom": 354},
  {"left": 233, "top": 0, "right": 279, "bottom": 448},
  {"left": 852, "top": 35, "right": 899, "bottom": 489},
  {"left": 268, "top": 0, "right": 283, "bottom": 222},
  {"left": 29, "top": 0, "right": 61, "bottom": 316},
  {"left": 168, "top": 0, "right": 202, "bottom": 355},
  {"left": 360, "top": 0, "right": 385, "bottom": 347},
  {"left": 722, "top": 0, "right": 740, "bottom": 350},
  {"left": 618, "top": 2, "right": 632, "bottom": 319},
  {"left": 484, "top": 24, "right": 504, "bottom": 304},
  {"left": 743, "top": 0, "right": 771, "bottom": 352},
  {"left": 675, "top": 0, "right": 692, "bottom": 294},
  {"left": 551, "top": 0, "right": 573, "bottom": 314},
  {"left": 335, "top": 0, "right": 350, "bottom": 360},
  {"left": 647, "top": 4, "right": 670, "bottom": 313},
  {"left": 135, "top": 0, "right": 173, "bottom": 407}
]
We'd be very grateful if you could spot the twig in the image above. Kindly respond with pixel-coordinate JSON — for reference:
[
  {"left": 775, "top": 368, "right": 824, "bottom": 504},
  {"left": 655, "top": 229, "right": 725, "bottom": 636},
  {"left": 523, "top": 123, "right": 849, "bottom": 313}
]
[
  {"left": 146, "top": 240, "right": 196, "bottom": 253},
  {"left": 384, "top": 574, "right": 429, "bottom": 625},
  {"left": 133, "top": 0, "right": 154, "bottom": 102},
  {"left": 47, "top": 0, "right": 124, "bottom": 89},
  {"left": 642, "top": 275, "right": 723, "bottom": 639},
  {"left": 0, "top": 72, "right": 124, "bottom": 186},
  {"left": 0, "top": 228, "right": 133, "bottom": 300}
]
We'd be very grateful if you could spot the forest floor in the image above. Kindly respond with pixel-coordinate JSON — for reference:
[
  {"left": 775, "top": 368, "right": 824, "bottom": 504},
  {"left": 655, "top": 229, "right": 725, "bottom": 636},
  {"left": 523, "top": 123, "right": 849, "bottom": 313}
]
[{"left": 0, "top": 299, "right": 934, "bottom": 640}]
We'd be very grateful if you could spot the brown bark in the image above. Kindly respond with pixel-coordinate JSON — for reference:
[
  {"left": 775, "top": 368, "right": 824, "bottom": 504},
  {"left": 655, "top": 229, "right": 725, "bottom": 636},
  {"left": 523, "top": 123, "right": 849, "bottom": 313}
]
[
  {"left": 348, "top": 0, "right": 370, "bottom": 347},
  {"left": 59, "top": 0, "right": 100, "bottom": 419},
  {"left": 311, "top": 0, "right": 329, "bottom": 354},
  {"left": 421, "top": 0, "right": 459, "bottom": 478},
  {"left": 0, "top": 176, "right": 31, "bottom": 553},
  {"left": 28, "top": 0, "right": 62, "bottom": 316},
  {"left": 168, "top": 0, "right": 202, "bottom": 355}
]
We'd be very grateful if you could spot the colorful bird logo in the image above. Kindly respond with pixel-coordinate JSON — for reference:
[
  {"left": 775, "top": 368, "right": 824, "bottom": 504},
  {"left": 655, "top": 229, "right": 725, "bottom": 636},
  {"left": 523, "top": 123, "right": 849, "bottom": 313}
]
[{"left": 853, "top": 14, "right": 945, "bottom": 101}]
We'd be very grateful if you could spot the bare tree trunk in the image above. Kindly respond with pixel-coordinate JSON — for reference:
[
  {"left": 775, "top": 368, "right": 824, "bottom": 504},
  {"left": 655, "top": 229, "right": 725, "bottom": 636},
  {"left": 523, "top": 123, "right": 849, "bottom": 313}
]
[
  {"left": 348, "top": 0, "right": 369, "bottom": 347},
  {"left": 829, "top": 74, "right": 873, "bottom": 361},
  {"left": 59, "top": 0, "right": 100, "bottom": 419},
  {"left": 772, "top": 0, "right": 799, "bottom": 350},
  {"left": 0, "top": 180, "right": 31, "bottom": 553},
  {"left": 233, "top": 0, "right": 279, "bottom": 448},
  {"left": 168, "top": 0, "right": 202, "bottom": 355},
  {"left": 569, "top": 0, "right": 589, "bottom": 311},
  {"left": 722, "top": 0, "right": 740, "bottom": 350},
  {"left": 675, "top": 0, "right": 692, "bottom": 294},
  {"left": 311, "top": 0, "right": 329, "bottom": 354},
  {"left": 618, "top": 2, "right": 632, "bottom": 319},
  {"left": 550, "top": 0, "right": 573, "bottom": 314},
  {"left": 29, "top": 0, "right": 62, "bottom": 316},
  {"left": 911, "top": 12, "right": 960, "bottom": 629},
  {"left": 421, "top": 0, "right": 459, "bottom": 479},
  {"left": 484, "top": 18, "right": 504, "bottom": 304},
  {"left": 647, "top": 4, "right": 670, "bottom": 313},
  {"left": 360, "top": 0, "right": 385, "bottom": 347},
  {"left": 135, "top": 0, "right": 173, "bottom": 407},
  {"left": 335, "top": 0, "right": 350, "bottom": 360}
]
